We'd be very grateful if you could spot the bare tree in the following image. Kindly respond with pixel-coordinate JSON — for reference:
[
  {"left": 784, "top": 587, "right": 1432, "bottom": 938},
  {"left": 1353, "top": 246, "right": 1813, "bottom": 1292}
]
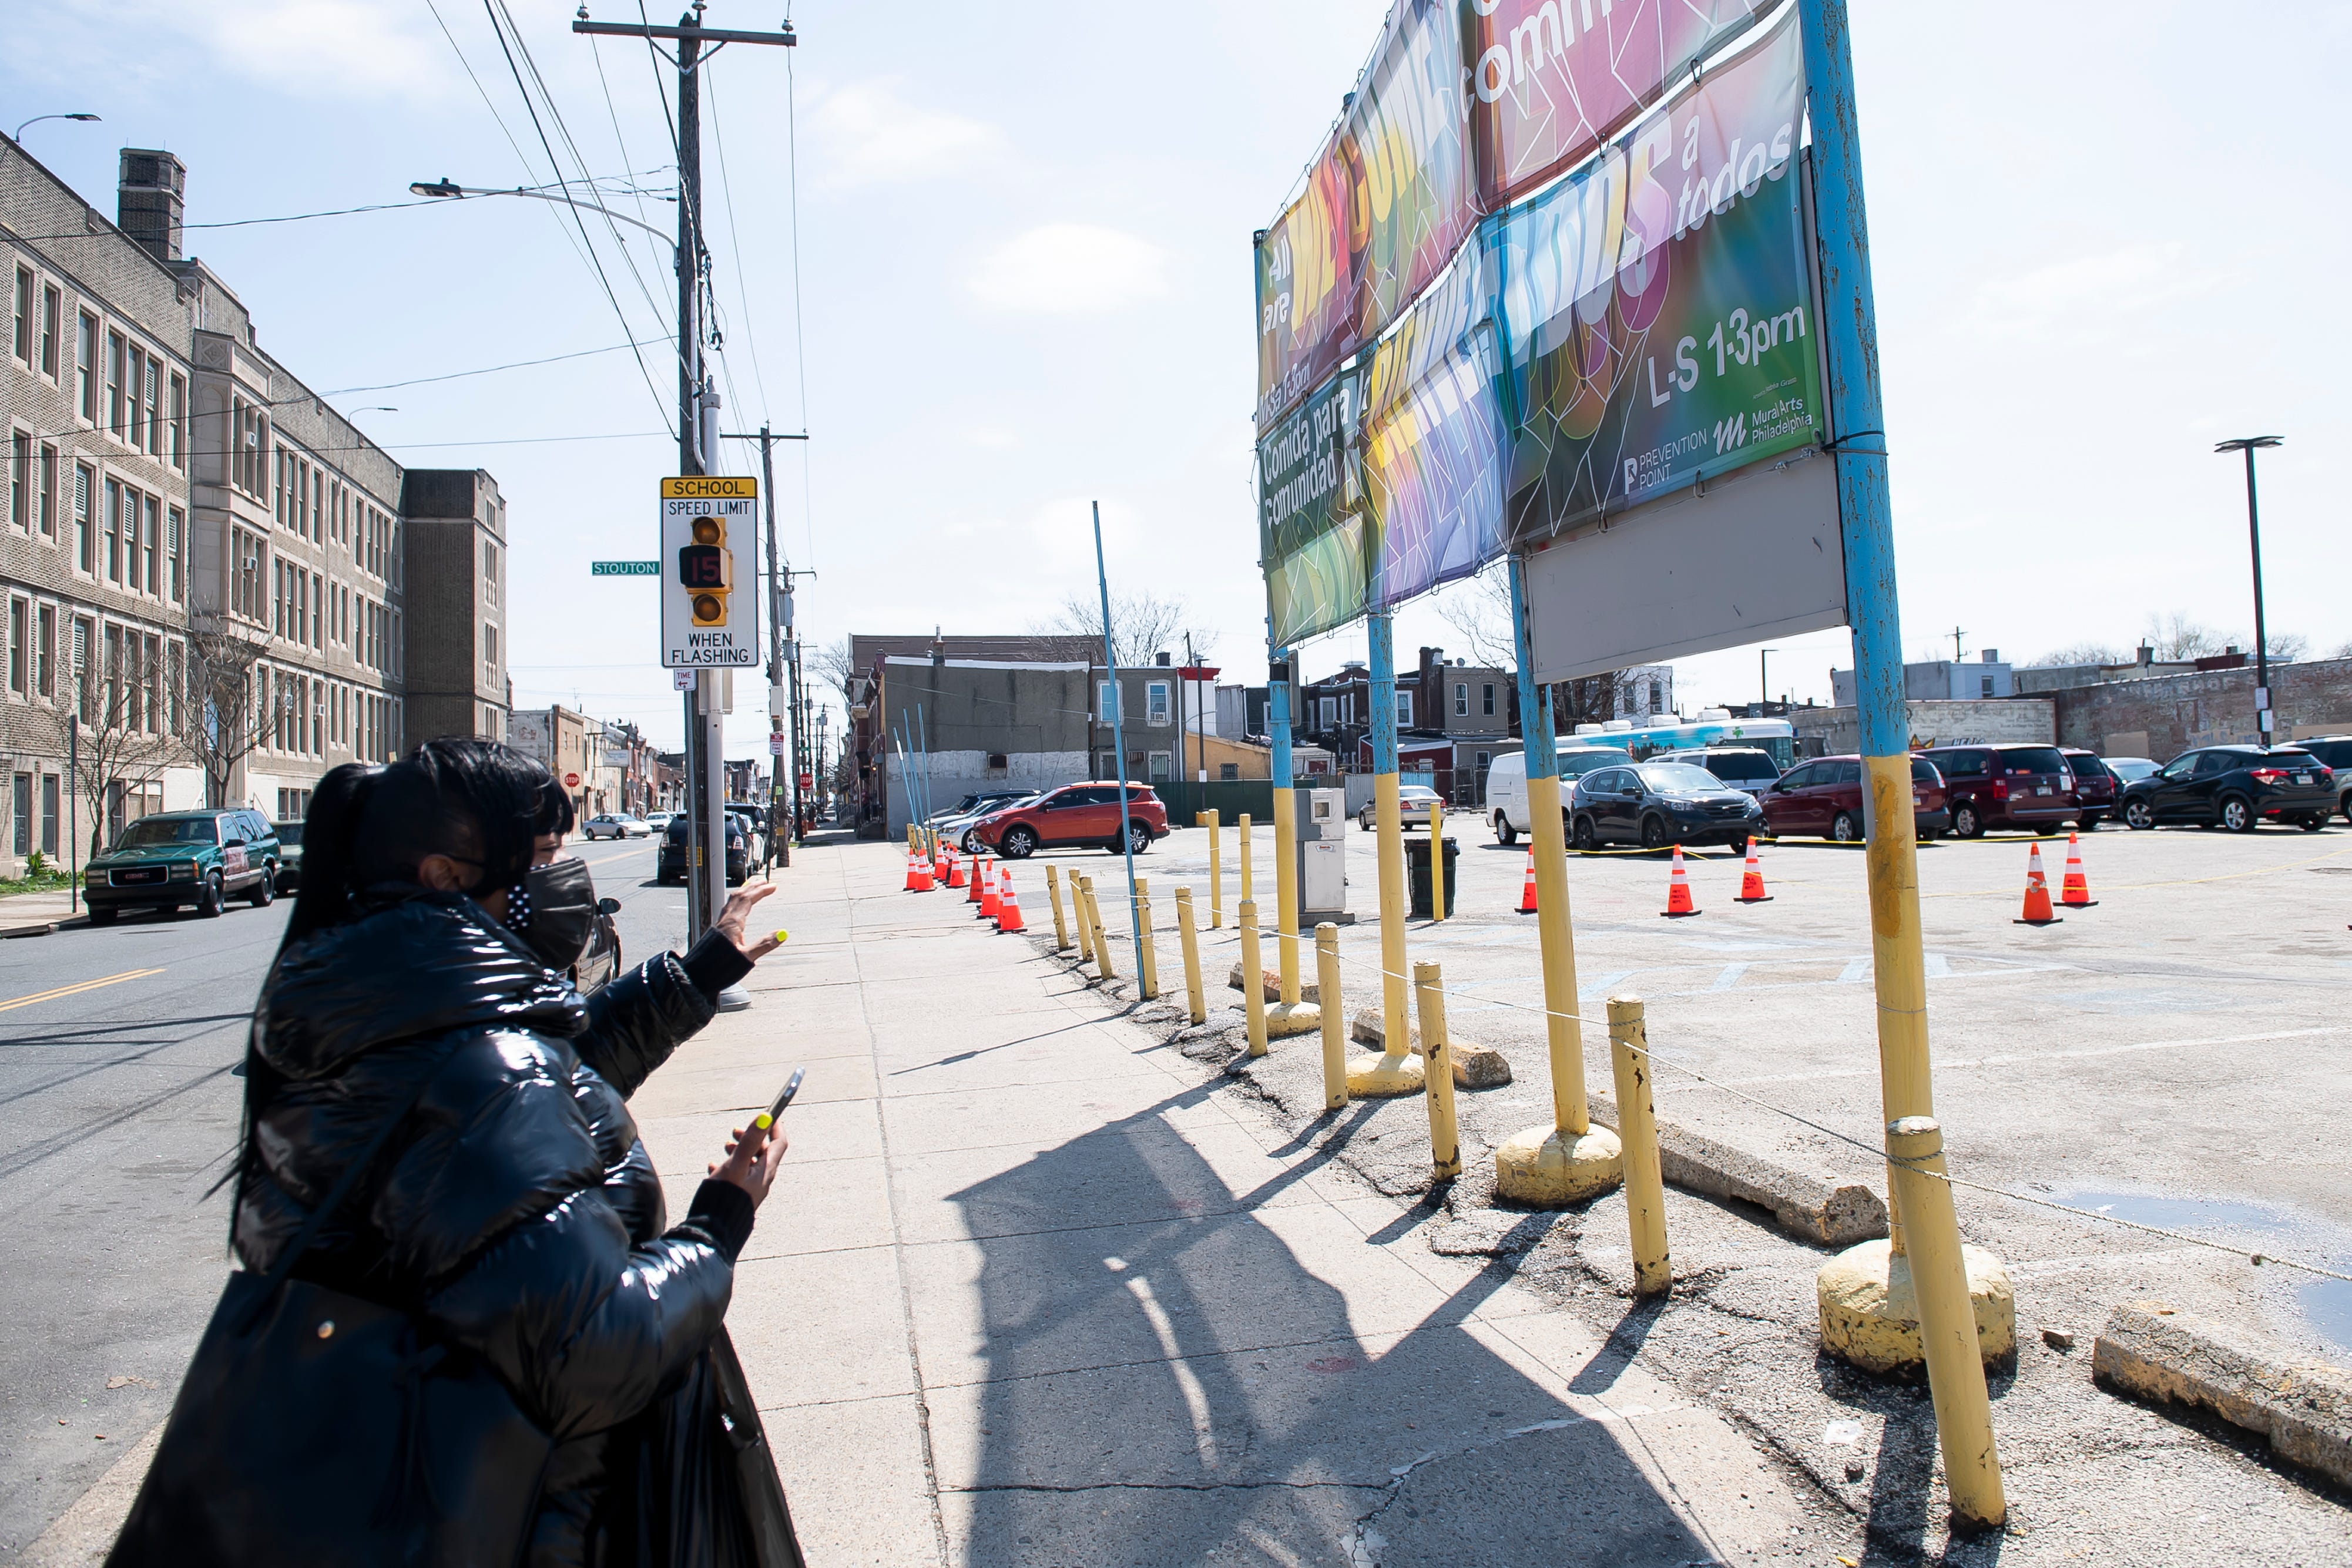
[
  {"left": 45, "top": 633, "right": 183, "bottom": 859},
  {"left": 1039, "top": 590, "right": 1214, "bottom": 669},
  {"left": 2267, "top": 630, "right": 2310, "bottom": 662},
  {"left": 811, "top": 634, "right": 859, "bottom": 701},
  {"left": 2026, "top": 640, "right": 2128, "bottom": 667},
  {"left": 2140, "top": 612, "right": 2240, "bottom": 662},
  {"left": 184, "top": 620, "right": 287, "bottom": 809},
  {"left": 1431, "top": 562, "right": 1629, "bottom": 728}
]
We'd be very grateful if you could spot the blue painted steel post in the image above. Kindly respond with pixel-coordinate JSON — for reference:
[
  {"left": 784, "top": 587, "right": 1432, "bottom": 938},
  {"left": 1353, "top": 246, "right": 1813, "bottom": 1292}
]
[
  {"left": 1092, "top": 502, "right": 1147, "bottom": 981},
  {"left": 1267, "top": 640, "right": 1305, "bottom": 1006},
  {"left": 1507, "top": 555, "right": 1591, "bottom": 1137},
  {"left": 1366, "top": 612, "right": 1411, "bottom": 1053},
  {"left": 1800, "top": 0, "right": 2004, "bottom": 1531}
]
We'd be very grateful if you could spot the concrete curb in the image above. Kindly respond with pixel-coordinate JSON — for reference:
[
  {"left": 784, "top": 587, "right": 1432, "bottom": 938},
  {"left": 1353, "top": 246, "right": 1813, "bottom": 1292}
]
[
  {"left": 1585, "top": 1092, "right": 1887, "bottom": 1248},
  {"left": 2093, "top": 1300, "right": 2352, "bottom": 1489},
  {"left": 1348, "top": 1009, "right": 1512, "bottom": 1087},
  {"left": 1, "top": 918, "right": 61, "bottom": 938},
  {"left": 1225, "top": 962, "right": 1320, "bottom": 1003}
]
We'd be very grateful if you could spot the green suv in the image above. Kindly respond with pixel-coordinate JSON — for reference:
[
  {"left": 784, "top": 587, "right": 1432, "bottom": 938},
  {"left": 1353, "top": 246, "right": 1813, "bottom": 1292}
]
[{"left": 85, "top": 808, "right": 282, "bottom": 925}]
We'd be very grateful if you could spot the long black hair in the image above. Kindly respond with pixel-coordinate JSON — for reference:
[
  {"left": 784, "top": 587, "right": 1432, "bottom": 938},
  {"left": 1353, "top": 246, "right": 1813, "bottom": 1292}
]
[{"left": 278, "top": 737, "right": 575, "bottom": 953}]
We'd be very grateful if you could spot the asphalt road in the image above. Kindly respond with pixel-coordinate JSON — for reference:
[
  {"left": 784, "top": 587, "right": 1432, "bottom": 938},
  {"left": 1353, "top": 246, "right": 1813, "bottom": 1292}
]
[{"left": 0, "top": 835, "right": 683, "bottom": 1554}]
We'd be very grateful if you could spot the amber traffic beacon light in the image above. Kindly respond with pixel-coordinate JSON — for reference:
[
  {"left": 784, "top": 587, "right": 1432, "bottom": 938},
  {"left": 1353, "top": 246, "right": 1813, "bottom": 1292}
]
[{"left": 678, "top": 514, "right": 730, "bottom": 626}]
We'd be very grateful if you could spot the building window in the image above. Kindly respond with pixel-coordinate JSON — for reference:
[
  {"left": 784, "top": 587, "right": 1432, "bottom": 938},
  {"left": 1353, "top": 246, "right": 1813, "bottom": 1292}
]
[
  {"left": 1980, "top": 676, "right": 1994, "bottom": 697},
  {"left": 73, "top": 464, "right": 93, "bottom": 572},
  {"left": 36, "top": 606, "right": 54, "bottom": 697},
  {"left": 484, "top": 539, "right": 498, "bottom": 605},
  {"left": 107, "top": 330, "right": 125, "bottom": 437},
  {"left": 167, "top": 507, "right": 184, "bottom": 600},
  {"left": 1482, "top": 683, "right": 1497, "bottom": 717},
  {"left": 105, "top": 479, "right": 123, "bottom": 582},
  {"left": 1096, "top": 680, "right": 1120, "bottom": 720},
  {"left": 76, "top": 313, "right": 97, "bottom": 422},
  {"left": 40, "top": 773, "right": 58, "bottom": 855},
  {"left": 10, "top": 268, "right": 28, "bottom": 364},
  {"left": 167, "top": 374, "right": 184, "bottom": 468},
  {"left": 11, "top": 774, "right": 27, "bottom": 858},
  {"left": 1146, "top": 680, "right": 1169, "bottom": 724},
  {"left": 1219, "top": 762, "right": 1239, "bottom": 781},
  {"left": 1648, "top": 684, "right": 1664, "bottom": 715},
  {"left": 127, "top": 347, "right": 146, "bottom": 449},
  {"left": 1453, "top": 681, "right": 1467, "bottom": 717},
  {"left": 1318, "top": 696, "right": 1337, "bottom": 728},
  {"left": 1395, "top": 690, "right": 1413, "bottom": 727},
  {"left": 142, "top": 355, "right": 160, "bottom": 456},
  {"left": 8, "top": 431, "right": 26, "bottom": 529},
  {"left": 143, "top": 495, "right": 160, "bottom": 595},
  {"left": 8, "top": 598, "right": 25, "bottom": 696},
  {"left": 36, "top": 444, "right": 56, "bottom": 537},
  {"left": 1147, "top": 751, "right": 1172, "bottom": 782},
  {"left": 484, "top": 622, "right": 498, "bottom": 681},
  {"left": 39, "top": 286, "right": 59, "bottom": 378}
]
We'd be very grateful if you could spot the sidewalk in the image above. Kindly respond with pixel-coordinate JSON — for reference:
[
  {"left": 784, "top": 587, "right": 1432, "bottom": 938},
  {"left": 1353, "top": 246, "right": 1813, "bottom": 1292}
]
[
  {"left": 636, "top": 840, "right": 1856, "bottom": 1566},
  {"left": 0, "top": 887, "right": 79, "bottom": 936}
]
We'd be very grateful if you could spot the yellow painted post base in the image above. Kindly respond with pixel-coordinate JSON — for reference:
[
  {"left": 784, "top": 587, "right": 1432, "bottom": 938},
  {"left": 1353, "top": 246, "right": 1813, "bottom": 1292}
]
[
  {"left": 1816, "top": 1238, "right": 2017, "bottom": 1376},
  {"left": 1344, "top": 1052, "right": 1425, "bottom": 1097},
  {"left": 1493, "top": 1122, "right": 1625, "bottom": 1206},
  {"left": 1264, "top": 1001, "right": 1323, "bottom": 1038}
]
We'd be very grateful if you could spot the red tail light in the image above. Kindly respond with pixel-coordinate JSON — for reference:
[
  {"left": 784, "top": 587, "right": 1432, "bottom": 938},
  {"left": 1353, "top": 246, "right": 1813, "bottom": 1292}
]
[
  {"left": 2248, "top": 768, "right": 2291, "bottom": 784},
  {"left": 1989, "top": 778, "right": 2009, "bottom": 801}
]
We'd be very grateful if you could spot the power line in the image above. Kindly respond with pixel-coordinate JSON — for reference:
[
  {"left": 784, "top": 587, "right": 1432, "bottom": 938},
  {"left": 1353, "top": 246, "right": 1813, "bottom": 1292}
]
[
  {"left": 420, "top": 0, "right": 600, "bottom": 283},
  {"left": 703, "top": 65, "right": 770, "bottom": 426},
  {"left": 784, "top": 46, "right": 816, "bottom": 570},
  {"left": 322, "top": 338, "right": 667, "bottom": 395}
]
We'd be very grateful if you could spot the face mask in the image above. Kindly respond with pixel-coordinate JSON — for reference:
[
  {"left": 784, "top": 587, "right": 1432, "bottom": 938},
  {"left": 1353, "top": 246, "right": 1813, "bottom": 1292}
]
[{"left": 504, "top": 855, "right": 599, "bottom": 973}]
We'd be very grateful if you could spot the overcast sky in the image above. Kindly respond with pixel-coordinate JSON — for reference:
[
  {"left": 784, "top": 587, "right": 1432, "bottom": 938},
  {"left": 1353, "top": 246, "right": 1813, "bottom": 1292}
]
[{"left": 10, "top": 1, "right": 2347, "bottom": 756}]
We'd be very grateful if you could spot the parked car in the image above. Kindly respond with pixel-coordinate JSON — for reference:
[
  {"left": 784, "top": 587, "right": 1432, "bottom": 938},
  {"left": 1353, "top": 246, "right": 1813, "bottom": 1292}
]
[
  {"left": 1568, "top": 761, "right": 1766, "bottom": 850},
  {"left": 84, "top": 808, "right": 281, "bottom": 924},
  {"left": 2059, "top": 750, "right": 2117, "bottom": 828},
  {"left": 972, "top": 782, "right": 1169, "bottom": 859},
  {"left": 2102, "top": 757, "right": 2159, "bottom": 785},
  {"left": 929, "top": 790, "right": 1031, "bottom": 829},
  {"left": 2290, "top": 736, "right": 2352, "bottom": 822},
  {"left": 725, "top": 803, "right": 768, "bottom": 862},
  {"left": 1486, "top": 746, "right": 1636, "bottom": 845},
  {"left": 937, "top": 791, "right": 1039, "bottom": 852},
  {"left": 1357, "top": 783, "right": 1447, "bottom": 831},
  {"left": 656, "top": 813, "right": 750, "bottom": 884},
  {"left": 581, "top": 813, "right": 650, "bottom": 840},
  {"left": 1759, "top": 754, "right": 1948, "bottom": 842},
  {"left": 1650, "top": 746, "right": 1786, "bottom": 801},
  {"left": 272, "top": 819, "right": 305, "bottom": 891},
  {"left": 644, "top": 811, "right": 677, "bottom": 832},
  {"left": 1914, "top": 744, "right": 2077, "bottom": 837},
  {"left": 571, "top": 885, "right": 624, "bottom": 993},
  {"left": 2118, "top": 746, "right": 2336, "bottom": 832}
]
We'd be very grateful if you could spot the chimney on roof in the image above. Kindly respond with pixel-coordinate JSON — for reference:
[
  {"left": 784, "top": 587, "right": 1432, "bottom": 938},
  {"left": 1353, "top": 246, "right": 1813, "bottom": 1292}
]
[
  {"left": 118, "top": 149, "right": 187, "bottom": 263},
  {"left": 2138, "top": 644, "right": 2155, "bottom": 666},
  {"left": 1981, "top": 649, "right": 1999, "bottom": 663},
  {"left": 1154, "top": 650, "right": 1171, "bottom": 666}
]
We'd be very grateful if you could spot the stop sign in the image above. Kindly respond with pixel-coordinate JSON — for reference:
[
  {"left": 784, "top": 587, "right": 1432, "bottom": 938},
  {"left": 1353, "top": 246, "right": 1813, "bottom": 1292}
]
[{"left": 563, "top": 772, "right": 581, "bottom": 788}]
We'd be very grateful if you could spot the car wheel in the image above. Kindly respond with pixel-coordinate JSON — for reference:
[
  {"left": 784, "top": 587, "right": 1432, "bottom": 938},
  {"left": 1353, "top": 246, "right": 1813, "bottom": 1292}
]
[
  {"left": 1951, "top": 801, "right": 1984, "bottom": 838},
  {"left": 1829, "top": 810, "right": 1860, "bottom": 844},
  {"left": 1000, "top": 825, "right": 1038, "bottom": 860},
  {"left": 2341, "top": 791, "right": 2351, "bottom": 825},
  {"left": 2123, "top": 800, "right": 2155, "bottom": 831},
  {"left": 2299, "top": 812, "right": 2326, "bottom": 832},
  {"left": 247, "top": 868, "right": 277, "bottom": 908},
  {"left": 86, "top": 905, "right": 118, "bottom": 926},
  {"left": 1494, "top": 812, "right": 1517, "bottom": 847},
  {"left": 1571, "top": 815, "right": 1596, "bottom": 852},
  {"left": 2219, "top": 794, "right": 2256, "bottom": 833},
  {"left": 2079, "top": 813, "right": 2103, "bottom": 830},
  {"left": 1639, "top": 815, "right": 1668, "bottom": 851},
  {"left": 197, "top": 873, "right": 224, "bottom": 918},
  {"left": 1126, "top": 822, "right": 1153, "bottom": 855},
  {"left": 1358, "top": 811, "right": 1372, "bottom": 831}
]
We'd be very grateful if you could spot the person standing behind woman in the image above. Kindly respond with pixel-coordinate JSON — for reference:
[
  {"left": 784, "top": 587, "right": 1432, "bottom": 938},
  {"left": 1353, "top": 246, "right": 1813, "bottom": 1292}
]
[{"left": 112, "top": 739, "right": 792, "bottom": 1567}]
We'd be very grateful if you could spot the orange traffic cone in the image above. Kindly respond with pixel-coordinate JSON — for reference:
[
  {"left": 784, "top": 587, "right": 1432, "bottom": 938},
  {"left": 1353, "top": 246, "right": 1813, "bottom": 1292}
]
[
  {"left": 2059, "top": 832, "right": 2097, "bottom": 908},
  {"left": 1661, "top": 844, "right": 1699, "bottom": 918},
  {"left": 2014, "top": 842, "right": 2062, "bottom": 925},
  {"left": 981, "top": 868, "right": 1001, "bottom": 919},
  {"left": 968, "top": 856, "right": 987, "bottom": 904},
  {"left": 905, "top": 851, "right": 932, "bottom": 893},
  {"left": 944, "top": 850, "right": 964, "bottom": 888},
  {"left": 1516, "top": 848, "right": 1539, "bottom": 914},
  {"left": 1734, "top": 837, "right": 1773, "bottom": 903},
  {"left": 996, "top": 875, "right": 1026, "bottom": 932}
]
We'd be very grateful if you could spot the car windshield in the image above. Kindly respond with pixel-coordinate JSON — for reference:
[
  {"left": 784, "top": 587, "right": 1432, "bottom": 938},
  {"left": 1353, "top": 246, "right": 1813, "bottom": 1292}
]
[
  {"left": 115, "top": 817, "right": 217, "bottom": 849},
  {"left": 1999, "top": 747, "right": 2066, "bottom": 774},
  {"left": 1701, "top": 751, "right": 1779, "bottom": 782},
  {"left": 1908, "top": 757, "right": 1939, "bottom": 784},
  {"left": 273, "top": 821, "right": 305, "bottom": 845},
  {"left": 1556, "top": 751, "right": 1623, "bottom": 776},
  {"left": 2106, "top": 758, "right": 2156, "bottom": 781},
  {"left": 2268, "top": 750, "right": 2318, "bottom": 766},
  {"left": 1638, "top": 763, "right": 1726, "bottom": 793}
]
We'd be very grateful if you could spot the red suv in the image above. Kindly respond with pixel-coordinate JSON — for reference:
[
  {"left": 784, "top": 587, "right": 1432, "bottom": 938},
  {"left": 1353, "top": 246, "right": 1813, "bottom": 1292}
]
[
  {"left": 973, "top": 782, "right": 1169, "bottom": 859},
  {"left": 1915, "top": 744, "right": 2075, "bottom": 837},
  {"left": 1760, "top": 754, "right": 1948, "bottom": 842},
  {"left": 2059, "top": 749, "right": 2117, "bottom": 828}
]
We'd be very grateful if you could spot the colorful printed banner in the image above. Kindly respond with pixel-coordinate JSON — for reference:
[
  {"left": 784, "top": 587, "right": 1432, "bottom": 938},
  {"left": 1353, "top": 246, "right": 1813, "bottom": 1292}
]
[
  {"left": 1466, "top": 0, "right": 1760, "bottom": 207},
  {"left": 1260, "top": 372, "right": 1369, "bottom": 647},
  {"left": 1256, "top": 0, "right": 1477, "bottom": 428},
  {"left": 1494, "top": 6, "right": 1817, "bottom": 540}
]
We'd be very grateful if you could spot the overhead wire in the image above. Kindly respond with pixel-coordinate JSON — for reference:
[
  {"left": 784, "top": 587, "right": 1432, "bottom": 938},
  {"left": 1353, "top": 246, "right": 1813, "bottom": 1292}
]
[
  {"left": 420, "top": 0, "right": 600, "bottom": 281},
  {"left": 703, "top": 65, "right": 771, "bottom": 427},
  {"left": 783, "top": 43, "right": 816, "bottom": 568}
]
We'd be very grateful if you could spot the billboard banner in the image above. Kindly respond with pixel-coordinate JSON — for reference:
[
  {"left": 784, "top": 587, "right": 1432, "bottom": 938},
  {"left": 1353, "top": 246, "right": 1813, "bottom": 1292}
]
[
  {"left": 1465, "top": 0, "right": 1761, "bottom": 208},
  {"left": 1255, "top": 155, "right": 1355, "bottom": 430},
  {"left": 1492, "top": 6, "right": 1817, "bottom": 543},
  {"left": 1259, "top": 371, "right": 1369, "bottom": 647}
]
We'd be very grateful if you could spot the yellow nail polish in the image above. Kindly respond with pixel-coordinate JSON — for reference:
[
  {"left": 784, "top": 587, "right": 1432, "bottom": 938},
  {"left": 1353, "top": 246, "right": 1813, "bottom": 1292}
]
[
  {"left": 753, "top": 1113, "right": 773, "bottom": 1130},
  {"left": 772, "top": 929, "right": 789, "bottom": 944}
]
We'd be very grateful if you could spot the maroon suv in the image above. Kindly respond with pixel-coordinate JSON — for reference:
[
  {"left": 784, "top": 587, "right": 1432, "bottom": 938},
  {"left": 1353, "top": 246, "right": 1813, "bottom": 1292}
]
[
  {"left": 973, "top": 781, "right": 1169, "bottom": 859},
  {"left": 1760, "top": 754, "right": 1948, "bottom": 842},
  {"left": 1915, "top": 744, "right": 2075, "bottom": 837},
  {"left": 2060, "top": 749, "right": 2117, "bottom": 828}
]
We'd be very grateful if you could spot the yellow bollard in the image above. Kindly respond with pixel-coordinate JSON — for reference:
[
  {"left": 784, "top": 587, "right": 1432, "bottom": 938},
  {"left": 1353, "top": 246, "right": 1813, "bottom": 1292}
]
[
  {"left": 1176, "top": 887, "right": 1207, "bottom": 1025},
  {"left": 1316, "top": 923, "right": 1347, "bottom": 1111},
  {"left": 1072, "top": 871, "right": 1096, "bottom": 965},
  {"left": 1606, "top": 995, "right": 1671, "bottom": 1297},
  {"left": 1046, "top": 865, "right": 1072, "bottom": 952},
  {"left": 1238, "top": 813, "right": 1253, "bottom": 909},
  {"left": 1412, "top": 961, "right": 1462, "bottom": 1180},
  {"left": 1135, "top": 877, "right": 1160, "bottom": 1000},
  {"left": 1884, "top": 1117, "right": 2007, "bottom": 1532},
  {"left": 1239, "top": 899, "right": 1269, "bottom": 1057},
  {"left": 1085, "top": 877, "right": 1117, "bottom": 981},
  {"left": 1428, "top": 800, "right": 1446, "bottom": 923},
  {"left": 1203, "top": 809, "right": 1223, "bottom": 928}
]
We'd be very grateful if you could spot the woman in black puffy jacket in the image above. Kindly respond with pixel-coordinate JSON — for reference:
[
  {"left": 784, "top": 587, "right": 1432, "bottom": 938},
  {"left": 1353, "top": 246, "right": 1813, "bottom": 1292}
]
[{"left": 143, "top": 740, "right": 786, "bottom": 1566}]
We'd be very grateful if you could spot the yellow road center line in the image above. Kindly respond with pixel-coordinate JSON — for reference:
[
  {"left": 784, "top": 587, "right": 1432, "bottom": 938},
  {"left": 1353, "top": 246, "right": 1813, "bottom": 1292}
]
[{"left": 0, "top": 966, "right": 169, "bottom": 1012}]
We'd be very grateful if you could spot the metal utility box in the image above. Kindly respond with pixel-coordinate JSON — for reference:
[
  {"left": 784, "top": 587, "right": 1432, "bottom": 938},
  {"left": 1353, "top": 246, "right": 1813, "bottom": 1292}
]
[{"left": 1295, "top": 787, "right": 1354, "bottom": 926}]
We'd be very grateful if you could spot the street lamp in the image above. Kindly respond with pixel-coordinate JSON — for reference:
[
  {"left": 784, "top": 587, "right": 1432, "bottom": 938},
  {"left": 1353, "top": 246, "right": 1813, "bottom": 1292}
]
[
  {"left": 407, "top": 177, "right": 677, "bottom": 247},
  {"left": 2215, "top": 435, "right": 2283, "bottom": 744},
  {"left": 12, "top": 112, "right": 101, "bottom": 142}
]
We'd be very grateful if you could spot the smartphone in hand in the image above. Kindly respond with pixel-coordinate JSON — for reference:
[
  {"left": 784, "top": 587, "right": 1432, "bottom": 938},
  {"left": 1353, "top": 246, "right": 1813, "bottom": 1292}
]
[{"left": 766, "top": 1068, "right": 805, "bottom": 1125}]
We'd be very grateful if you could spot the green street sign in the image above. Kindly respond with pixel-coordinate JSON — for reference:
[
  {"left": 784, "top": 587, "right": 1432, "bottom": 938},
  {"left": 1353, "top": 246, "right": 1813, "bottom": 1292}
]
[{"left": 592, "top": 560, "right": 660, "bottom": 576}]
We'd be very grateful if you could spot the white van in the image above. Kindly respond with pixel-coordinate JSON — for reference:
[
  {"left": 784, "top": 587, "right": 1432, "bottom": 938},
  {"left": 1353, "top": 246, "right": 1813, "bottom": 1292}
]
[{"left": 1485, "top": 745, "right": 1635, "bottom": 845}]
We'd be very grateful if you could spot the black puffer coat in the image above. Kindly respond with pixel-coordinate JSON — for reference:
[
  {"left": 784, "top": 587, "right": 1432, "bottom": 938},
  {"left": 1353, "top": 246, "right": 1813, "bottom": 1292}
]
[{"left": 239, "top": 889, "right": 750, "bottom": 1568}]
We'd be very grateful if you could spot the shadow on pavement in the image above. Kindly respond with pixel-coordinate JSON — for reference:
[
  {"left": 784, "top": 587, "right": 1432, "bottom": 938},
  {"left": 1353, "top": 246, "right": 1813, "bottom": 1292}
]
[{"left": 949, "top": 1086, "right": 1734, "bottom": 1566}]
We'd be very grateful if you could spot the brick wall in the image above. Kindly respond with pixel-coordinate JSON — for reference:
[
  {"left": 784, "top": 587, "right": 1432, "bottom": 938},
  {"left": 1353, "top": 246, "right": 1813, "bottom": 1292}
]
[{"left": 2048, "top": 657, "right": 2352, "bottom": 758}]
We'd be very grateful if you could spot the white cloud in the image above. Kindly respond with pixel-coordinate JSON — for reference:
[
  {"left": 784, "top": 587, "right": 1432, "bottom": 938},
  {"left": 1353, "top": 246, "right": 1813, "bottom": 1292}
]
[
  {"left": 811, "top": 80, "right": 1005, "bottom": 187},
  {"left": 194, "top": 1, "right": 447, "bottom": 99},
  {"left": 968, "top": 224, "right": 1170, "bottom": 315}
]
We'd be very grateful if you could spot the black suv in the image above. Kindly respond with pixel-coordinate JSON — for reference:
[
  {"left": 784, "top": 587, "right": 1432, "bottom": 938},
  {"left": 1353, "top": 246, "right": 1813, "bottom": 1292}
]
[
  {"left": 2291, "top": 736, "right": 2352, "bottom": 822},
  {"left": 1914, "top": 744, "right": 2075, "bottom": 837},
  {"left": 2118, "top": 746, "right": 2336, "bottom": 832},
  {"left": 656, "top": 813, "right": 749, "bottom": 885}
]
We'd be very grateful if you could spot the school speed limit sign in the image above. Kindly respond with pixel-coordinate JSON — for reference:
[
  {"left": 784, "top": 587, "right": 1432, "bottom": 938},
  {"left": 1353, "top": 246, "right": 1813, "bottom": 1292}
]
[{"left": 660, "top": 476, "right": 759, "bottom": 669}]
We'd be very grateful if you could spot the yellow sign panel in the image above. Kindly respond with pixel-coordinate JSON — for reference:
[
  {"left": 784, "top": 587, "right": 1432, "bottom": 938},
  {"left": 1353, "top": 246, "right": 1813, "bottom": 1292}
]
[{"left": 660, "top": 475, "right": 759, "bottom": 499}]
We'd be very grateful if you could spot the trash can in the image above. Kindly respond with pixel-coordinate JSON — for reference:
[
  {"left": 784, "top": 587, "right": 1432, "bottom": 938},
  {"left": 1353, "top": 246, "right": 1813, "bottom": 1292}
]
[{"left": 1405, "top": 836, "right": 1458, "bottom": 918}]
